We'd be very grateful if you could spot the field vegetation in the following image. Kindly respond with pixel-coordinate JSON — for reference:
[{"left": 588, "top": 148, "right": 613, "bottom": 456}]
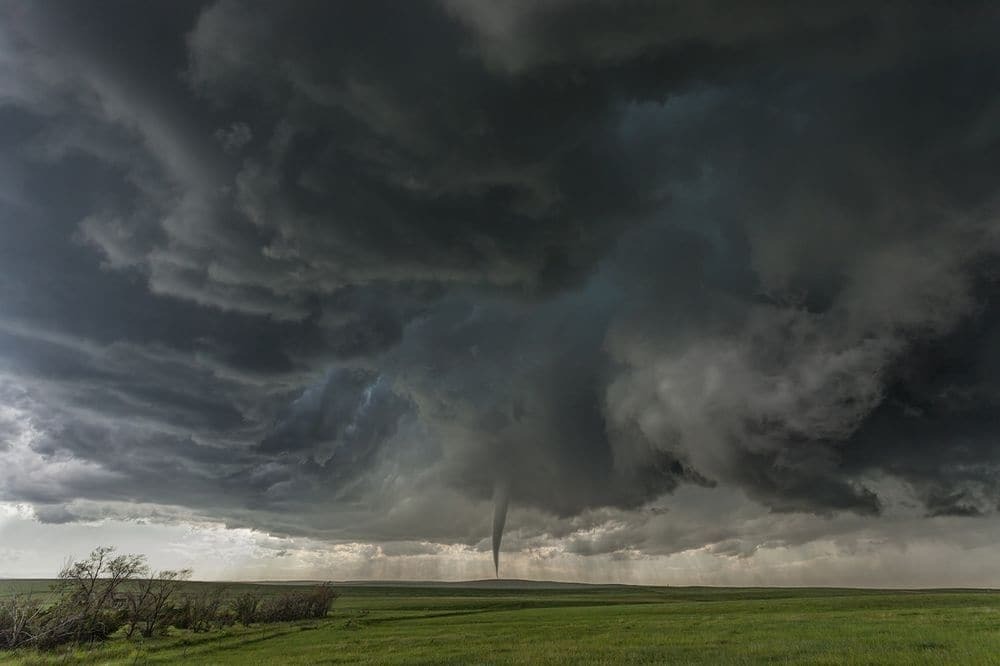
[
  {"left": 0, "top": 547, "right": 336, "bottom": 656},
  {"left": 1, "top": 573, "right": 999, "bottom": 664}
]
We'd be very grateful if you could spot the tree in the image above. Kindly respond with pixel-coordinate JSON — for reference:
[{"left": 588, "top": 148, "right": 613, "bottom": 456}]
[
  {"left": 123, "top": 568, "right": 192, "bottom": 638},
  {"left": 256, "top": 584, "right": 339, "bottom": 622},
  {"left": 171, "top": 585, "right": 230, "bottom": 632},
  {"left": 0, "top": 593, "right": 45, "bottom": 649},
  {"left": 56, "top": 546, "right": 148, "bottom": 644},
  {"left": 233, "top": 590, "right": 262, "bottom": 626}
]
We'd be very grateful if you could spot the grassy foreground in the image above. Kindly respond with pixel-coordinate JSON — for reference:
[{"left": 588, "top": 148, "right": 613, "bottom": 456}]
[{"left": 2, "top": 583, "right": 1000, "bottom": 664}]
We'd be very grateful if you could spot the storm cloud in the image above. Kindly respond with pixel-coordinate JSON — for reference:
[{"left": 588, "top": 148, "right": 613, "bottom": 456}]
[{"left": 2, "top": 0, "right": 1000, "bottom": 580}]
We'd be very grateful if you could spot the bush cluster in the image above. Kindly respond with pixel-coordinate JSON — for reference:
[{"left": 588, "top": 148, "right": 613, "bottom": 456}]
[
  {"left": 169, "top": 587, "right": 232, "bottom": 633},
  {"left": 1, "top": 546, "right": 148, "bottom": 650},
  {"left": 0, "top": 546, "right": 338, "bottom": 651},
  {"left": 232, "top": 585, "right": 339, "bottom": 625}
]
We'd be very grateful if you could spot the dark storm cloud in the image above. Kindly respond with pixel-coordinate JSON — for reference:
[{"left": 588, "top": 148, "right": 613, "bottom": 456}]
[
  {"left": 183, "top": 0, "right": 665, "bottom": 298},
  {"left": 2, "top": 0, "right": 1000, "bottom": 562},
  {"left": 260, "top": 367, "right": 413, "bottom": 482}
]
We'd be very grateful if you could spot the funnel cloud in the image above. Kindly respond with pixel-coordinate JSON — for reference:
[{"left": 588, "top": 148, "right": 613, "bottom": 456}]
[
  {"left": 492, "top": 480, "right": 509, "bottom": 578},
  {"left": 2, "top": 1, "right": 1000, "bottom": 584}
]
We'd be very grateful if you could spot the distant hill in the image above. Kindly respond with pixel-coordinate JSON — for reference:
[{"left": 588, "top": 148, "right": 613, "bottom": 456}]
[{"left": 252, "top": 578, "right": 637, "bottom": 590}]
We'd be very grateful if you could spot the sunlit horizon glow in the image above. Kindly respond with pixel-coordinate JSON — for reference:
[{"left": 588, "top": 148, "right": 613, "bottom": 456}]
[{"left": 4, "top": 498, "right": 1000, "bottom": 588}]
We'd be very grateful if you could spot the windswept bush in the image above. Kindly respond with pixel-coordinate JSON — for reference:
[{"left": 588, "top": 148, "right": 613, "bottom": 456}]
[
  {"left": 0, "top": 592, "right": 126, "bottom": 650},
  {"left": 170, "top": 586, "right": 232, "bottom": 632},
  {"left": 0, "top": 594, "right": 45, "bottom": 649},
  {"left": 0, "top": 547, "right": 144, "bottom": 650},
  {"left": 256, "top": 585, "right": 339, "bottom": 623},
  {"left": 233, "top": 591, "right": 262, "bottom": 626},
  {"left": 2, "top": 547, "right": 339, "bottom": 652},
  {"left": 179, "top": 584, "right": 337, "bottom": 628},
  {"left": 54, "top": 546, "right": 145, "bottom": 646},
  {"left": 31, "top": 603, "right": 125, "bottom": 649},
  {"left": 123, "top": 568, "right": 192, "bottom": 638}
]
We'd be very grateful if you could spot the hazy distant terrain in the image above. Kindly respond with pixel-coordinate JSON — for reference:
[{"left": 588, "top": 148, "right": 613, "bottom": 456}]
[
  {"left": 317, "top": 579, "right": 626, "bottom": 590},
  {"left": 4, "top": 582, "right": 999, "bottom": 664}
]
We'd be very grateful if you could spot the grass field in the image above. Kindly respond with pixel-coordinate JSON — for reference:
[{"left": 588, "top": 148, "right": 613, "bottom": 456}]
[{"left": 2, "top": 581, "right": 1000, "bottom": 664}]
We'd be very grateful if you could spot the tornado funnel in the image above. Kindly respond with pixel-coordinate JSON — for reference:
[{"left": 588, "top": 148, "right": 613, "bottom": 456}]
[{"left": 491, "top": 480, "right": 509, "bottom": 578}]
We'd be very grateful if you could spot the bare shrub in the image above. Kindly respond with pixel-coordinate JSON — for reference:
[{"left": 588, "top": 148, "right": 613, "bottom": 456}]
[
  {"left": 3, "top": 548, "right": 339, "bottom": 653},
  {"left": 170, "top": 586, "right": 230, "bottom": 633},
  {"left": 256, "top": 584, "right": 338, "bottom": 623},
  {"left": 233, "top": 591, "right": 262, "bottom": 626},
  {"left": 58, "top": 546, "right": 148, "bottom": 609},
  {"left": 302, "top": 584, "right": 339, "bottom": 619},
  {"left": 123, "top": 568, "right": 192, "bottom": 638},
  {"left": 31, "top": 602, "right": 123, "bottom": 649},
  {"left": 11, "top": 546, "right": 150, "bottom": 648},
  {"left": 0, "top": 593, "right": 45, "bottom": 649}
]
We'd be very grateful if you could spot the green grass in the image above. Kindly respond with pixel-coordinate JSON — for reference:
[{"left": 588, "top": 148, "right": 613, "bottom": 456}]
[{"left": 3, "top": 583, "right": 1000, "bottom": 664}]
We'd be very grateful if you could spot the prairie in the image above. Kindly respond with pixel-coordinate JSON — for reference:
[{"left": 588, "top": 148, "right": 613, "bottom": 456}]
[{"left": 2, "top": 582, "right": 999, "bottom": 664}]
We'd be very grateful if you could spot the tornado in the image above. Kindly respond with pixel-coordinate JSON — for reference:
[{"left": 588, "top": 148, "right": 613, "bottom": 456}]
[{"left": 491, "top": 480, "right": 509, "bottom": 578}]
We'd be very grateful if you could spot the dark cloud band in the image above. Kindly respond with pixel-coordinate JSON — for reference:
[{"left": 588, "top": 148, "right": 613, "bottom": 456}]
[{"left": 1, "top": 0, "right": 1000, "bottom": 564}]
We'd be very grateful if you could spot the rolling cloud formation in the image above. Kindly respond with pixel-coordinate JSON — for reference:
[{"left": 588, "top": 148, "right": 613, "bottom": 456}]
[{"left": 2, "top": 1, "right": 1000, "bottom": 577}]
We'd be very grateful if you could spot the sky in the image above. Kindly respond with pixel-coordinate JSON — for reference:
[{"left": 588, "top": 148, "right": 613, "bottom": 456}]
[{"left": 2, "top": 1, "right": 1000, "bottom": 585}]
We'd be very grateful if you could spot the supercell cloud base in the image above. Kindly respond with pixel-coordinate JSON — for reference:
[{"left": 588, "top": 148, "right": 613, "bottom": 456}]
[{"left": 2, "top": 1, "right": 1000, "bottom": 585}]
